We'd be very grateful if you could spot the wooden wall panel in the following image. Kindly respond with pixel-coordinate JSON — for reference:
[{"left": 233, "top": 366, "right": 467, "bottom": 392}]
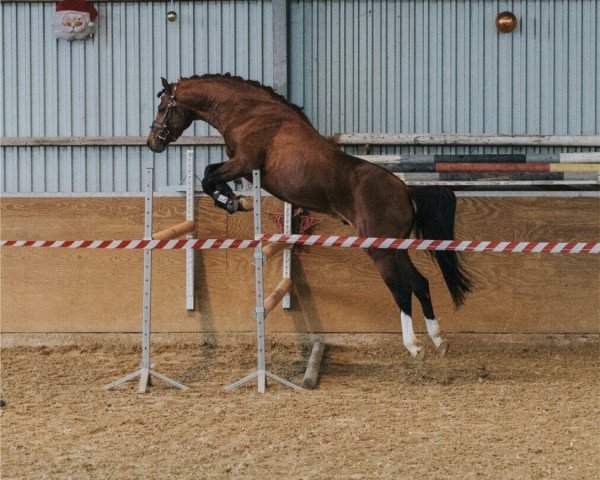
[{"left": 1, "top": 196, "right": 598, "bottom": 334}]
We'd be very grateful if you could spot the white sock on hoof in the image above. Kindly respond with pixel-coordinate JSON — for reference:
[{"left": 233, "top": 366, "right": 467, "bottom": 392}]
[
  {"left": 425, "top": 318, "right": 444, "bottom": 348},
  {"left": 401, "top": 311, "right": 421, "bottom": 357}
]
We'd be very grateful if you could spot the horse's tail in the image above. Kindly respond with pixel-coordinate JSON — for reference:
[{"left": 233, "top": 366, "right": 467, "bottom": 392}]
[{"left": 408, "top": 186, "right": 473, "bottom": 307}]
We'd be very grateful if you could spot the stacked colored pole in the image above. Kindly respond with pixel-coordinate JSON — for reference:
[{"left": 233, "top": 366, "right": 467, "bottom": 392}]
[{"left": 356, "top": 154, "right": 600, "bottom": 184}]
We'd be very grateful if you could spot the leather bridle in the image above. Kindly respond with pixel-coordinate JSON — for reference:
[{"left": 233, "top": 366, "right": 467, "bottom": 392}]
[{"left": 150, "top": 85, "right": 179, "bottom": 143}]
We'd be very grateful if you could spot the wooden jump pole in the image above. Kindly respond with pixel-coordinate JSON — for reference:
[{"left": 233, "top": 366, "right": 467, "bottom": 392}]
[
  {"left": 357, "top": 153, "right": 600, "bottom": 164},
  {"left": 302, "top": 341, "right": 326, "bottom": 389},
  {"left": 264, "top": 278, "right": 292, "bottom": 317},
  {"left": 151, "top": 220, "right": 195, "bottom": 240},
  {"left": 262, "top": 241, "right": 288, "bottom": 262}
]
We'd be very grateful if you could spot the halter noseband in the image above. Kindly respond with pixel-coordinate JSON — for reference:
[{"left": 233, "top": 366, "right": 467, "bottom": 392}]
[{"left": 150, "top": 85, "right": 179, "bottom": 143}]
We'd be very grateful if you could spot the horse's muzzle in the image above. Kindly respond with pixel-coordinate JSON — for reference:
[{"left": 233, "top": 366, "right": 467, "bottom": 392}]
[{"left": 146, "top": 132, "right": 167, "bottom": 153}]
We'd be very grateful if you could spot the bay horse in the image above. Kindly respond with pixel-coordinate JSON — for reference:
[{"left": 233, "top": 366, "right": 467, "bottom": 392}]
[{"left": 147, "top": 74, "right": 472, "bottom": 359}]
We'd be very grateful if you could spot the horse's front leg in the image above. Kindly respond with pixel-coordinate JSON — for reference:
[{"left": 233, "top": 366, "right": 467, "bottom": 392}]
[{"left": 202, "top": 161, "right": 253, "bottom": 213}]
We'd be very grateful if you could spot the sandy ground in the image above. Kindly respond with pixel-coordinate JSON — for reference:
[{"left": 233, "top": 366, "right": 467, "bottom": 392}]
[{"left": 1, "top": 333, "right": 599, "bottom": 479}]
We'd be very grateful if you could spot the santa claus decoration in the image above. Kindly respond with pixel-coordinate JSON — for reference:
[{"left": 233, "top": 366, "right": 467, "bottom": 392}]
[{"left": 54, "top": 0, "right": 98, "bottom": 41}]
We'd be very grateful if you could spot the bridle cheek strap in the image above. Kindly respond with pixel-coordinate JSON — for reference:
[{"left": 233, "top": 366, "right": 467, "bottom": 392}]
[
  {"left": 150, "top": 85, "right": 180, "bottom": 142},
  {"left": 150, "top": 101, "right": 177, "bottom": 142}
]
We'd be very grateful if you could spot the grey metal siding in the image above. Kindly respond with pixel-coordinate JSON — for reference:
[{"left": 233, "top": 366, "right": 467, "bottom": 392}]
[
  {"left": 1, "top": 1, "right": 272, "bottom": 193},
  {"left": 0, "top": 145, "right": 228, "bottom": 193},
  {"left": 289, "top": 0, "right": 600, "bottom": 139},
  {"left": 1, "top": 0, "right": 598, "bottom": 194}
]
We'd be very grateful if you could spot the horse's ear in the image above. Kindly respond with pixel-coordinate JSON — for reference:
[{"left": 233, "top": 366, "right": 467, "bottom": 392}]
[{"left": 161, "top": 77, "right": 172, "bottom": 94}]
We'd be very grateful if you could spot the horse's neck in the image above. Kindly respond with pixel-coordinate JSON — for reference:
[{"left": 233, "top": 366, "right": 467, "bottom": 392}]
[
  {"left": 181, "top": 80, "right": 249, "bottom": 134},
  {"left": 177, "top": 85, "right": 222, "bottom": 132}
]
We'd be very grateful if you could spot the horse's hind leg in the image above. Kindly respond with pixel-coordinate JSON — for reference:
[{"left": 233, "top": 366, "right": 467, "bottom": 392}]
[
  {"left": 400, "top": 254, "right": 449, "bottom": 356},
  {"left": 368, "top": 250, "right": 424, "bottom": 360}
]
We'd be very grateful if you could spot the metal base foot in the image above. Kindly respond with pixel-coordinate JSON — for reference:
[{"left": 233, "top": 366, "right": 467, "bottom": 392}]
[
  {"left": 225, "top": 370, "right": 303, "bottom": 394},
  {"left": 105, "top": 367, "right": 188, "bottom": 393}
]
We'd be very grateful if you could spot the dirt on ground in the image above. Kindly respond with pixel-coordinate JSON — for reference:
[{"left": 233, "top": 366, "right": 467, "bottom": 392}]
[{"left": 1, "top": 333, "right": 599, "bottom": 479}]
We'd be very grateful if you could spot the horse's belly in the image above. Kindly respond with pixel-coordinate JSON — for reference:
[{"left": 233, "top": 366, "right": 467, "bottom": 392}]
[
  {"left": 261, "top": 177, "right": 330, "bottom": 212},
  {"left": 261, "top": 145, "right": 358, "bottom": 221}
]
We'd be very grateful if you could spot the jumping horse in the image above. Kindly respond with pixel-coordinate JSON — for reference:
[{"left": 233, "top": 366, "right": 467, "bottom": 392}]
[{"left": 147, "top": 74, "right": 472, "bottom": 359}]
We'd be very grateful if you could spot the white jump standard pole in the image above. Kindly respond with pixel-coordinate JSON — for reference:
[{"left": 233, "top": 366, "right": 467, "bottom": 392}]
[
  {"left": 185, "top": 149, "right": 195, "bottom": 311},
  {"left": 282, "top": 201, "right": 292, "bottom": 309},
  {"left": 225, "top": 170, "right": 302, "bottom": 393},
  {"left": 105, "top": 160, "right": 188, "bottom": 393}
]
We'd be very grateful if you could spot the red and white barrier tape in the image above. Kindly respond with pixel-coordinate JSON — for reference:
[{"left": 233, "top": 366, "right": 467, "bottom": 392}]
[
  {"left": 261, "top": 235, "right": 600, "bottom": 254},
  {"left": 0, "top": 239, "right": 259, "bottom": 250},
  {"left": 1, "top": 235, "right": 599, "bottom": 254}
]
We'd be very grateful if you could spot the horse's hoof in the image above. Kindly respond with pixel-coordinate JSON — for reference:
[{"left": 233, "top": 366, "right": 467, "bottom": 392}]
[
  {"left": 437, "top": 340, "right": 450, "bottom": 357},
  {"left": 238, "top": 196, "right": 253, "bottom": 211},
  {"left": 213, "top": 192, "right": 240, "bottom": 214},
  {"left": 225, "top": 201, "right": 238, "bottom": 214},
  {"left": 413, "top": 348, "right": 425, "bottom": 363}
]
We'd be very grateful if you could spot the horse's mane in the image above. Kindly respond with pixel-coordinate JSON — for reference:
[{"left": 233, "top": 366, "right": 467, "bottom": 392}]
[{"left": 179, "top": 73, "right": 311, "bottom": 123}]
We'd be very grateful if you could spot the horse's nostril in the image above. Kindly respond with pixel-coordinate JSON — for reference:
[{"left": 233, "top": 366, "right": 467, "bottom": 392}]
[{"left": 146, "top": 138, "right": 166, "bottom": 153}]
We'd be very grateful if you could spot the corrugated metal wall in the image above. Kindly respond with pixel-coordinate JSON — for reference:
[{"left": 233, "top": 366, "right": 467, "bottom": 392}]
[
  {"left": 1, "top": 1, "right": 272, "bottom": 193},
  {"left": 1, "top": 1, "right": 599, "bottom": 194},
  {"left": 289, "top": 0, "right": 600, "bottom": 155}
]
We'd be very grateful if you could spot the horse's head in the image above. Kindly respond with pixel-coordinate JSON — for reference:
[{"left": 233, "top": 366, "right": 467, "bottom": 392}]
[{"left": 147, "top": 77, "right": 193, "bottom": 152}]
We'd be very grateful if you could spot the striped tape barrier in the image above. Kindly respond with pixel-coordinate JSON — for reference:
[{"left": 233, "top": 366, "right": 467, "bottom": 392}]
[
  {"left": 260, "top": 235, "right": 600, "bottom": 254},
  {"left": 1, "top": 236, "right": 599, "bottom": 254},
  {"left": 0, "top": 239, "right": 259, "bottom": 250}
]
